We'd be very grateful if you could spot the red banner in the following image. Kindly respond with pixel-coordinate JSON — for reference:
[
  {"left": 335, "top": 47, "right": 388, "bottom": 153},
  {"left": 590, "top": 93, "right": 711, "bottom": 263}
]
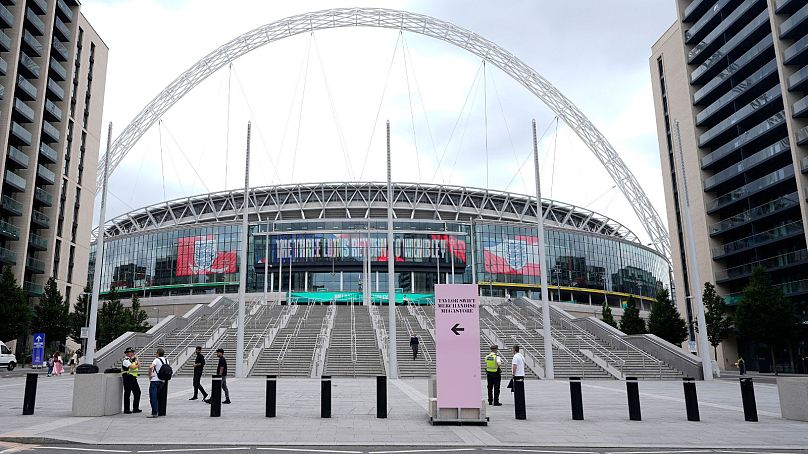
[
  {"left": 483, "top": 235, "right": 540, "bottom": 276},
  {"left": 176, "top": 235, "right": 237, "bottom": 276}
]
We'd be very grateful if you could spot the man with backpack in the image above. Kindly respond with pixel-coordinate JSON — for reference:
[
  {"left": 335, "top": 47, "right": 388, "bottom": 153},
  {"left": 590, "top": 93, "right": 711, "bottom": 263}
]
[{"left": 147, "top": 348, "right": 172, "bottom": 418}]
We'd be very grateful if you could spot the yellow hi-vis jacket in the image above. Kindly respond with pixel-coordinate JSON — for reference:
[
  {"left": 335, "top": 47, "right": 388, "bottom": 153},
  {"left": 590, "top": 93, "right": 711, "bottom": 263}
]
[
  {"left": 485, "top": 353, "right": 500, "bottom": 373},
  {"left": 123, "top": 357, "right": 139, "bottom": 377}
]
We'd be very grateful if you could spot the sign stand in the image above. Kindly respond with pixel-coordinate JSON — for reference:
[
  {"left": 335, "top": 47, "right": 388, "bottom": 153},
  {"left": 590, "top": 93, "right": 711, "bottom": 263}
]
[{"left": 429, "top": 284, "right": 487, "bottom": 426}]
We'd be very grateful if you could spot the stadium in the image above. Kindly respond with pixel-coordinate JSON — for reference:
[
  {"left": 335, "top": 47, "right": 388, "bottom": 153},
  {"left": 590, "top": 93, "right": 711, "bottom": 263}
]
[{"left": 92, "top": 181, "right": 669, "bottom": 309}]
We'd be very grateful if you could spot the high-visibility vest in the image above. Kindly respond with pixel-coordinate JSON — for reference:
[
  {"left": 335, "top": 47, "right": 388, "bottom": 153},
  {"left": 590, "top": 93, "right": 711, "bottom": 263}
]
[
  {"left": 123, "top": 358, "right": 139, "bottom": 377},
  {"left": 485, "top": 353, "right": 499, "bottom": 373}
]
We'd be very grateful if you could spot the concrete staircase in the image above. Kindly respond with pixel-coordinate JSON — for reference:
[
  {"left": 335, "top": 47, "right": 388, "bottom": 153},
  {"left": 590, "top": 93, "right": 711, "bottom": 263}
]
[
  {"left": 251, "top": 305, "right": 327, "bottom": 377},
  {"left": 323, "top": 305, "right": 384, "bottom": 377},
  {"left": 394, "top": 306, "right": 436, "bottom": 378}
]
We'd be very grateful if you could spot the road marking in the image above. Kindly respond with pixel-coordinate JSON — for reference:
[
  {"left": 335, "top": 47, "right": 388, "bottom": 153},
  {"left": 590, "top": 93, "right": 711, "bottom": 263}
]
[
  {"left": 139, "top": 449, "right": 249, "bottom": 453},
  {"left": 370, "top": 450, "right": 476, "bottom": 454},
  {"left": 485, "top": 449, "right": 598, "bottom": 454},
  {"left": 33, "top": 447, "right": 130, "bottom": 453},
  {"left": 255, "top": 449, "right": 362, "bottom": 454},
  {"left": 605, "top": 451, "right": 712, "bottom": 454}
]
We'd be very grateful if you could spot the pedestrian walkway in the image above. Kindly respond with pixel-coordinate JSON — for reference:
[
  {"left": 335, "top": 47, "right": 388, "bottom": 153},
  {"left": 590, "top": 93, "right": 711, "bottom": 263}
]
[{"left": 0, "top": 375, "right": 806, "bottom": 448}]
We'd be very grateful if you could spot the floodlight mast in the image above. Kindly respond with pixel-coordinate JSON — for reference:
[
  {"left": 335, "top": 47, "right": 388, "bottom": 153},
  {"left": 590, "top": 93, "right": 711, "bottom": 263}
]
[{"left": 96, "top": 8, "right": 671, "bottom": 262}]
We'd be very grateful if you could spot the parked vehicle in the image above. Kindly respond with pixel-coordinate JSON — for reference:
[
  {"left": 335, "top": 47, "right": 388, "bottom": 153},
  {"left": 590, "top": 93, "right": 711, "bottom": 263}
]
[{"left": 0, "top": 341, "right": 17, "bottom": 371}]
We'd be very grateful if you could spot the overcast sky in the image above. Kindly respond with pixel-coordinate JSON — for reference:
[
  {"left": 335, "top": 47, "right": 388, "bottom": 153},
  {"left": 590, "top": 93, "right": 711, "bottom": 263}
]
[{"left": 82, "top": 0, "right": 677, "bottom": 245}]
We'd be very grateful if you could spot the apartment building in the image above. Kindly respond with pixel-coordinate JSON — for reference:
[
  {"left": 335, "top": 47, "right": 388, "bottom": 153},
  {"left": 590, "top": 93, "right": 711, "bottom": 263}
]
[{"left": 0, "top": 0, "right": 107, "bottom": 306}]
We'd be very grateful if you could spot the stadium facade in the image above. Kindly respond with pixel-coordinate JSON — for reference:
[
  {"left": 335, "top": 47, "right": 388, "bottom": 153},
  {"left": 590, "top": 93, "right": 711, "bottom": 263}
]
[{"left": 89, "top": 182, "right": 670, "bottom": 310}]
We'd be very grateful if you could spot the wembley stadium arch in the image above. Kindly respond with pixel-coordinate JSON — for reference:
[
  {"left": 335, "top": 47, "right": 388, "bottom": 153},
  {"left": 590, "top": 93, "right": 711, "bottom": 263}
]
[{"left": 96, "top": 7, "right": 672, "bottom": 261}]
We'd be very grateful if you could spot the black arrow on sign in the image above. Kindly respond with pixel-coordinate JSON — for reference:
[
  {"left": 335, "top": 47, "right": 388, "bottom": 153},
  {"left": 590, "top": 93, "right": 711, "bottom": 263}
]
[{"left": 451, "top": 323, "right": 465, "bottom": 335}]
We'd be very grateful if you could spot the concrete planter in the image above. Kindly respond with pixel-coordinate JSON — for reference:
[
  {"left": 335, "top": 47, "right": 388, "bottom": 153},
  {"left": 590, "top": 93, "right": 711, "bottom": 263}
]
[
  {"left": 776, "top": 377, "right": 808, "bottom": 421},
  {"left": 72, "top": 373, "right": 123, "bottom": 416}
]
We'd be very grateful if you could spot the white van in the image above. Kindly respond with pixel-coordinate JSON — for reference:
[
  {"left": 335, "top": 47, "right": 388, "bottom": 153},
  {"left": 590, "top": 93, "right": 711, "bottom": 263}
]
[{"left": 0, "top": 341, "right": 17, "bottom": 370}]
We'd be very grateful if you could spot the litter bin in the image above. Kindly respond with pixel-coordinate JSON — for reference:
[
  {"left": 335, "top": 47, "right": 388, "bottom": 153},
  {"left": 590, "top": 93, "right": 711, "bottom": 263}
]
[{"left": 75, "top": 364, "right": 99, "bottom": 374}]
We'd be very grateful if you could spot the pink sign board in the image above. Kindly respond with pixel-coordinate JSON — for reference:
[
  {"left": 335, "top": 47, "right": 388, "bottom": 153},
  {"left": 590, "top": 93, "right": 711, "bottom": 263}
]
[{"left": 434, "top": 284, "right": 481, "bottom": 409}]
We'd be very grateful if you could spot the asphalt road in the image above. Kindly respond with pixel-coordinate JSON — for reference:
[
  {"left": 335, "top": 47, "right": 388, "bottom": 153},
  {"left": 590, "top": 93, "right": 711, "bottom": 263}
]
[{"left": 1, "top": 446, "right": 807, "bottom": 454}]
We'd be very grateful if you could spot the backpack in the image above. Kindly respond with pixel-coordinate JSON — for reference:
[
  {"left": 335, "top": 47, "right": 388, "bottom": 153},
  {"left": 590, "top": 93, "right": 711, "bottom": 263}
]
[{"left": 156, "top": 357, "right": 173, "bottom": 381}]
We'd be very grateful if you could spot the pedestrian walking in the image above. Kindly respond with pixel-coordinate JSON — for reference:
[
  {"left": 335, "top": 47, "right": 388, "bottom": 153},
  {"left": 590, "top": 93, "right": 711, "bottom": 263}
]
[
  {"left": 735, "top": 357, "right": 747, "bottom": 375},
  {"left": 485, "top": 345, "right": 503, "bottom": 406},
  {"left": 121, "top": 347, "right": 142, "bottom": 414},
  {"left": 69, "top": 351, "right": 77, "bottom": 374},
  {"left": 189, "top": 346, "right": 208, "bottom": 401},
  {"left": 410, "top": 333, "right": 420, "bottom": 360},
  {"left": 205, "top": 348, "right": 230, "bottom": 404},
  {"left": 46, "top": 353, "right": 54, "bottom": 377},
  {"left": 52, "top": 353, "right": 64, "bottom": 376},
  {"left": 147, "top": 348, "right": 168, "bottom": 418}
]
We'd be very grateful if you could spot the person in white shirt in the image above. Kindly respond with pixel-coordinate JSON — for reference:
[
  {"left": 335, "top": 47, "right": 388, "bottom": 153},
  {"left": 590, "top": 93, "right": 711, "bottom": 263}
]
[
  {"left": 147, "top": 348, "right": 167, "bottom": 418},
  {"left": 511, "top": 345, "right": 525, "bottom": 378},
  {"left": 511, "top": 345, "right": 527, "bottom": 419}
]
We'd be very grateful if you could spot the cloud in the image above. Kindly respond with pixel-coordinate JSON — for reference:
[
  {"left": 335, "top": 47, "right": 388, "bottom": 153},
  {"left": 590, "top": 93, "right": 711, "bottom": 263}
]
[{"left": 83, "top": 0, "right": 676, "bottom": 248}]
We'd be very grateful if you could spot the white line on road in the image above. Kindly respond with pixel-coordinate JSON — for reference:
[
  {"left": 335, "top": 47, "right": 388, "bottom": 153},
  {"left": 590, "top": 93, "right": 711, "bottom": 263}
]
[
  {"left": 255, "top": 449, "right": 362, "bottom": 454},
  {"left": 138, "top": 448, "right": 250, "bottom": 453},
  {"left": 484, "top": 449, "right": 598, "bottom": 454},
  {"left": 370, "top": 450, "right": 477, "bottom": 454},
  {"left": 33, "top": 447, "right": 130, "bottom": 453},
  {"left": 605, "top": 451, "right": 713, "bottom": 454}
]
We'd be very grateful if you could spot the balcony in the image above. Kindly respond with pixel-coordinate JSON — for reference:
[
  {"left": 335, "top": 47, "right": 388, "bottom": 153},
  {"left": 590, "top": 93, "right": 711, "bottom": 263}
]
[
  {"left": 0, "top": 29, "right": 10, "bottom": 52},
  {"left": 56, "top": 0, "right": 73, "bottom": 22},
  {"left": 782, "top": 279, "right": 808, "bottom": 297},
  {"left": 52, "top": 39, "right": 69, "bottom": 62},
  {"left": 685, "top": 0, "right": 731, "bottom": 44},
  {"left": 39, "top": 143, "right": 58, "bottom": 163},
  {"left": 10, "top": 122, "right": 33, "bottom": 146},
  {"left": 716, "top": 249, "right": 808, "bottom": 282},
  {"left": 0, "top": 219, "right": 19, "bottom": 240},
  {"left": 0, "top": 56, "right": 6, "bottom": 76},
  {"left": 802, "top": 156, "right": 808, "bottom": 173},
  {"left": 37, "top": 164, "right": 55, "bottom": 185},
  {"left": 41, "top": 121, "right": 60, "bottom": 143},
  {"left": 31, "top": 210, "right": 49, "bottom": 228},
  {"left": 784, "top": 34, "right": 808, "bottom": 65},
  {"left": 44, "top": 99, "right": 62, "bottom": 121},
  {"left": 28, "top": 232, "right": 47, "bottom": 250},
  {"left": 780, "top": 3, "right": 808, "bottom": 39},
  {"left": 47, "top": 79, "right": 64, "bottom": 101},
  {"left": 24, "top": 281, "right": 43, "bottom": 297},
  {"left": 696, "top": 60, "right": 778, "bottom": 126},
  {"left": 777, "top": 0, "right": 799, "bottom": 13},
  {"left": 4, "top": 170, "right": 26, "bottom": 192},
  {"left": 18, "top": 52, "right": 41, "bottom": 79},
  {"left": 794, "top": 95, "right": 808, "bottom": 117},
  {"left": 798, "top": 125, "right": 808, "bottom": 145},
  {"left": 707, "top": 165, "right": 796, "bottom": 213},
  {"left": 712, "top": 220, "right": 805, "bottom": 259},
  {"left": 25, "top": 256, "right": 45, "bottom": 274},
  {"left": 52, "top": 18, "right": 69, "bottom": 41},
  {"left": 25, "top": 8, "right": 45, "bottom": 36},
  {"left": 703, "top": 139, "right": 790, "bottom": 191},
  {"left": 693, "top": 35, "right": 774, "bottom": 105},
  {"left": 49, "top": 57, "right": 67, "bottom": 81},
  {"left": 22, "top": 30, "right": 42, "bottom": 57},
  {"left": 698, "top": 85, "right": 782, "bottom": 148},
  {"left": 1, "top": 195, "right": 23, "bottom": 216},
  {"left": 34, "top": 187, "right": 53, "bottom": 206},
  {"left": 13, "top": 98, "right": 35, "bottom": 123},
  {"left": 701, "top": 111, "right": 786, "bottom": 169},
  {"left": 16, "top": 75, "right": 38, "bottom": 100},
  {"left": 29, "top": 0, "right": 46, "bottom": 15},
  {"left": 7, "top": 146, "right": 30, "bottom": 169},
  {"left": 709, "top": 192, "right": 800, "bottom": 235},
  {"left": 790, "top": 65, "right": 808, "bottom": 92},
  {"left": 687, "top": 0, "right": 758, "bottom": 65},
  {"left": 0, "top": 247, "right": 16, "bottom": 265},
  {"left": 0, "top": 4, "right": 13, "bottom": 28}
]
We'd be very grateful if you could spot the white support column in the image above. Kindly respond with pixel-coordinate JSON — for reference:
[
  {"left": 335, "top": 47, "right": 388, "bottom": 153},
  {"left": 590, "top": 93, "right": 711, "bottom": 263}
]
[
  {"left": 411, "top": 272, "right": 415, "bottom": 293},
  {"left": 386, "top": 121, "right": 398, "bottom": 379},
  {"left": 375, "top": 271, "right": 379, "bottom": 292},
  {"left": 86, "top": 122, "right": 113, "bottom": 366},
  {"left": 533, "top": 119, "right": 554, "bottom": 380},
  {"left": 235, "top": 122, "right": 251, "bottom": 378},
  {"left": 305, "top": 272, "right": 309, "bottom": 292},
  {"left": 263, "top": 227, "right": 269, "bottom": 305},
  {"left": 340, "top": 271, "right": 344, "bottom": 291}
]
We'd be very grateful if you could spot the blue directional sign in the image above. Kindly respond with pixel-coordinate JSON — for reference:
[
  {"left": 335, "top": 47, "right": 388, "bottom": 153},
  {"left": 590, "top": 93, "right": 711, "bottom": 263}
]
[{"left": 32, "top": 333, "right": 45, "bottom": 366}]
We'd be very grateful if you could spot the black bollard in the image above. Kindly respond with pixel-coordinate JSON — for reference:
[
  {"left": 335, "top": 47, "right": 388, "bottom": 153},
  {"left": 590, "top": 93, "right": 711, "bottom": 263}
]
[
  {"left": 158, "top": 380, "right": 168, "bottom": 416},
  {"left": 569, "top": 376, "right": 584, "bottom": 420},
  {"left": 682, "top": 377, "right": 700, "bottom": 422},
  {"left": 210, "top": 375, "right": 222, "bottom": 417},
  {"left": 513, "top": 377, "right": 526, "bottom": 420},
  {"left": 626, "top": 376, "right": 641, "bottom": 421},
  {"left": 376, "top": 376, "right": 387, "bottom": 419},
  {"left": 266, "top": 375, "right": 276, "bottom": 418},
  {"left": 321, "top": 376, "right": 331, "bottom": 418},
  {"left": 740, "top": 377, "right": 757, "bottom": 422},
  {"left": 22, "top": 373, "right": 38, "bottom": 415}
]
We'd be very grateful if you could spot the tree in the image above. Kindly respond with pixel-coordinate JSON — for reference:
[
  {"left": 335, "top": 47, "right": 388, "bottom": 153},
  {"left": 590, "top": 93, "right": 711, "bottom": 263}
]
[
  {"left": 647, "top": 288, "right": 688, "bottom": 345},
  {"left": 68, "top": 287, "right": 90, "bottom": 342},
  {"left": 126, "top": 294, "right": 150, "bottom": 333},
  {"left": 96, "top": 288, "right": 129, "bottom": 348},
  {"left": 703, "top": 282, "right": 732, "bottom": 360},
  {"left": 0, "top": 267, "right": 32, "bottom": 343},
  {"left": 601, "top": 302, "right": 617, "bottom": 328},
  {"left": 32, "top": 277, "right": 70, "bottom": 350},
  {"left": 619, "top": 296, "right": 646, "bottom": 335},
  {"left": 735, "top": 267, "right": 798, "bottom": 373}
]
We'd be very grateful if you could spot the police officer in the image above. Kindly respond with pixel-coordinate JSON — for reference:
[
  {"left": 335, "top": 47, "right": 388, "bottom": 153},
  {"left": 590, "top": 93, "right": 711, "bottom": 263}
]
[
  {"left": 122, "top": 347, "right": 142, "bottom": 414},
  {"left": 485, "top": 345, "right": 503, "bottom": 406}
]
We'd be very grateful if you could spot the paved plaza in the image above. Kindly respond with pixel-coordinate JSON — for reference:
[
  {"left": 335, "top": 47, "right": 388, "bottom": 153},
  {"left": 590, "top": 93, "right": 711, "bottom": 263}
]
[{"left": 0, "top": 375, "right": 806, "bottom": 449}]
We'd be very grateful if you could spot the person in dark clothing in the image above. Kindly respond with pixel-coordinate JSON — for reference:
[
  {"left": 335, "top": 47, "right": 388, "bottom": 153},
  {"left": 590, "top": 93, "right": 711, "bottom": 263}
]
[
  {"left": 205, "top": 348, "right": 230, "bottom": 404},
  {"left": 410, "top": 333, "right": 420, "bottom": 360},
  {"left": 121, "top": 347, "right": 142, "bottom": 414},
  {"left": 189, "top": 346, "right": 208, "bottom": 400},
  {"left": 484, "top": 345, "right": 503, "bottom": 406}
]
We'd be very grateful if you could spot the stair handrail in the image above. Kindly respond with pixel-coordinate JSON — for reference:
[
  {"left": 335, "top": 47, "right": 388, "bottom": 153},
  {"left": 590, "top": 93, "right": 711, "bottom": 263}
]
[{"left": 552, "top": 316, "right": 626, "bottom": 374}]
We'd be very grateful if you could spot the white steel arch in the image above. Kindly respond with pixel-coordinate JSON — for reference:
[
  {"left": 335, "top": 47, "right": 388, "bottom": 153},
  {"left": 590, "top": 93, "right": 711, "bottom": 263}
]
[{"left": 98, "top": 7, "right": 671, "bottom": 260}]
